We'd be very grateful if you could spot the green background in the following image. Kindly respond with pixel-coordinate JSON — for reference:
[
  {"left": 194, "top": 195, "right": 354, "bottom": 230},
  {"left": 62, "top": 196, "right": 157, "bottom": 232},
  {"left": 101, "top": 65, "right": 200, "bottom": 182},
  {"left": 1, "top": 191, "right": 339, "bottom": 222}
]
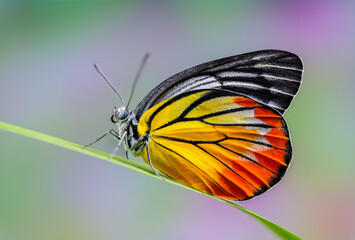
[{"left": 1, "top": 1, "right": 354, "bottom": 239}]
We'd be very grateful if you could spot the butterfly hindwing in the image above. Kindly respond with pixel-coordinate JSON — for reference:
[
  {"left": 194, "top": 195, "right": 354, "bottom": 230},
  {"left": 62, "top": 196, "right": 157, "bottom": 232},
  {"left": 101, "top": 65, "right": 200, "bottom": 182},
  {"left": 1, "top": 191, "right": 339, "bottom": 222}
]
[
  {"left": 134, "top": 50, "right": 303, "bottom": 119},
  {"left": 137, "top": 89, "right": 291, "bottom": 200}
]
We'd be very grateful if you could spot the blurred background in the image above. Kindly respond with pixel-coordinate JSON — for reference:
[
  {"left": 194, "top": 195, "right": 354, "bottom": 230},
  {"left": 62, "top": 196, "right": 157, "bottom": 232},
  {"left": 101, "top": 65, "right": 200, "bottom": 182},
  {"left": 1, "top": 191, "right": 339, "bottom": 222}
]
[{"left": 0, "top": 1, "right": 354, "bottom": 239}]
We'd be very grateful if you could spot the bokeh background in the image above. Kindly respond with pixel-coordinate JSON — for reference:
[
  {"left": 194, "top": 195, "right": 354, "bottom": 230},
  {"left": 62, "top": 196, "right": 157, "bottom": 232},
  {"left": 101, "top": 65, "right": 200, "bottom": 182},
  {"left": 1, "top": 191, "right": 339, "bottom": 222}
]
[{"left": 1, "top": 1, "right": 354, "bottom": 239}]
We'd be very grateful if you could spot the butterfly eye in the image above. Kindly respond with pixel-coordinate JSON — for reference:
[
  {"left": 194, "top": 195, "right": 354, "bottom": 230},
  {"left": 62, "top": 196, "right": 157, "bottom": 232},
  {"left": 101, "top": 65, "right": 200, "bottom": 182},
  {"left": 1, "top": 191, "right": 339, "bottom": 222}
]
[{"left": 118, "top": 110, "right": 129, "bottom": 120}]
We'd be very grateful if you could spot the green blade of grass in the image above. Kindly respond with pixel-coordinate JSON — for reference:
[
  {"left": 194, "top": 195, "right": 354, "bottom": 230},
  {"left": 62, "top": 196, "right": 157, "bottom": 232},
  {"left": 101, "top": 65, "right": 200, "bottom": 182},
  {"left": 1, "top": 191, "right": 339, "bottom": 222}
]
[{"left": 0, "top": 121, "right": 302, "bottom": 240}]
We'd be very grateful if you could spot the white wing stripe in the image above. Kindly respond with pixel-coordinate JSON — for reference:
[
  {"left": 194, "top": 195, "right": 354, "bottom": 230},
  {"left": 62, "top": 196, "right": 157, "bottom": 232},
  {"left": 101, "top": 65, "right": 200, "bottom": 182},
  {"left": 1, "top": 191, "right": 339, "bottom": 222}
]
[
  {"left": 173, "top": 76, "right": 220, "bottom": 95},
  {"left": 256, "top": 63, "right": 302, "bottom": 72},
  {"left": 270, "top": 87, "right": 295, "bottom": 96},
  {"left": 261, "top": 74, "right": 300, "bottom": 83},
  {"left": 180, "top": 76, "right": 218, "bottom": 90},
  {"left": 217, "top": 71, "right": 259, "bottom": 78},
  {"left": 223, "top": 81, "right": 264, "bottom": 89}
]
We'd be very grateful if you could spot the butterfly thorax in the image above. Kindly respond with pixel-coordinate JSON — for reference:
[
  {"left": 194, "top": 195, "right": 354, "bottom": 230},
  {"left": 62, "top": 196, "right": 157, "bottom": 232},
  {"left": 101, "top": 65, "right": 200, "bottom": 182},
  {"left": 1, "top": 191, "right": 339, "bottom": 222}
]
[{"left": 111, "top": 106, "right": 145, "bottom": 156}]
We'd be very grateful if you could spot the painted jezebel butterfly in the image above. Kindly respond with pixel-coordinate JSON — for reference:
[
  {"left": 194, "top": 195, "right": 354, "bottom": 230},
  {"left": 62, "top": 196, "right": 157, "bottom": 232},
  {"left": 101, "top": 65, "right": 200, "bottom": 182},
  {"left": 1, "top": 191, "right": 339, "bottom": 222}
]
[{"left": 86, "top": 50, "right": 303, "bottom": 201}]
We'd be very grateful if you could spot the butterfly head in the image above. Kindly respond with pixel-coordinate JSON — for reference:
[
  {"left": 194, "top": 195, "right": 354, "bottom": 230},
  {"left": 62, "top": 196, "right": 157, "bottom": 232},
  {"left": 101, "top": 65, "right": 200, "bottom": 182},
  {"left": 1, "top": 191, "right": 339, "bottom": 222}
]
[
  {"left": 111, "top": 106, "right": 139, "bottom": 152},
  {"left": 111, "top": 106, "right": 131, "bottom": 124}
]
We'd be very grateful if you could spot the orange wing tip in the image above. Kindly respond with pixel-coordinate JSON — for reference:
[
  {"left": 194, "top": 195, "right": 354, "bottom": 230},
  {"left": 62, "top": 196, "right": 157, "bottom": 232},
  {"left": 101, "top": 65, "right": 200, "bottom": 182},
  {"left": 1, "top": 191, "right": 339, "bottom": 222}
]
[
  {"left": 265, "top": 128, "right": 289, "bottom": 149},
  {"left": 254, "top": 108, "right": 283, "bottom": 127}
]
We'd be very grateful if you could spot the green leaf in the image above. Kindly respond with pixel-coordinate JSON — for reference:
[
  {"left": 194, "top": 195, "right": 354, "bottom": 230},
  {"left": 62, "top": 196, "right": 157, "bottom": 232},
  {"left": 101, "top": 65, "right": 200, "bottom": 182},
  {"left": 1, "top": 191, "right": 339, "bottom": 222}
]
[{"left": 0, "top": 121, "right": 302, "bottom": 240}]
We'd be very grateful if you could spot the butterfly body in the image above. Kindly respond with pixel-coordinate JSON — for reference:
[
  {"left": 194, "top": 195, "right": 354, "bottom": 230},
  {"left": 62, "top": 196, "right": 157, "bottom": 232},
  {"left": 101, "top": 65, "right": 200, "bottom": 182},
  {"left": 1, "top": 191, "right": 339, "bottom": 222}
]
[{"left": 107, "top": 50, "right": 303, "bottom": 201}]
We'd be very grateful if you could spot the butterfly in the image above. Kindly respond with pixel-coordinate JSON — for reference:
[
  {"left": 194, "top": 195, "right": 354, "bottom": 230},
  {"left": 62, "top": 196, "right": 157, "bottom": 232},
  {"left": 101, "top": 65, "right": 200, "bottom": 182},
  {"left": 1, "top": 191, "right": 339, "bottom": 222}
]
[{"left": 86, "top": 50, "right": 303, "bottom": 201}]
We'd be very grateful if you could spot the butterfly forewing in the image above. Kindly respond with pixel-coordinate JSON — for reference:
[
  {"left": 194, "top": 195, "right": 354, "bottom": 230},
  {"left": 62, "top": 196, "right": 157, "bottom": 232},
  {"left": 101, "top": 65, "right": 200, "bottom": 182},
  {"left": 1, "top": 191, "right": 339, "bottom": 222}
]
[
  {"left": 137, "top": 89, "right": 291, "bottom": 200},
  {"left": 134, "top": 50, "right": 303, "bottom": 120}
]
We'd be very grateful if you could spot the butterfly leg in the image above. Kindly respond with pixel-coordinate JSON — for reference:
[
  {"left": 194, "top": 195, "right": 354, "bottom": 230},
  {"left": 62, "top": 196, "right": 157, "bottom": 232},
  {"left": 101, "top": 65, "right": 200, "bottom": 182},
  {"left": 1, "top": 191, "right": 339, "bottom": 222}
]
[
  {"left": 145, "top": 143, "right": 165, "bottom": 181},
  {"left": 109, "top": 131, "right": 127, "bottom": 159},
  {"left": 83, "top": 129, "right": 120, "bottom": 148},
  {"left": 110, "top": 129, "right": 121, "bottom": 141}
]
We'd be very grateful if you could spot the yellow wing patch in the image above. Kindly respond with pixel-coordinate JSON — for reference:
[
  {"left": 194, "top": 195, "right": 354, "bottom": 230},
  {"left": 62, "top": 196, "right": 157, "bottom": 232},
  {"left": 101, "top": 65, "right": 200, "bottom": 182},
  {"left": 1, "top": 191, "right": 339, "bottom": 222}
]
[{"left": 137, "top": 89, "right": 291, "bottom": 201}]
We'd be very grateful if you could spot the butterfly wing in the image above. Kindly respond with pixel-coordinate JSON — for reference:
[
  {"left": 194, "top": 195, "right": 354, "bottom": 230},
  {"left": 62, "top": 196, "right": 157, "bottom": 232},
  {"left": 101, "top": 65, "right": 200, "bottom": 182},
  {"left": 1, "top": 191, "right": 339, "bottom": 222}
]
[
  {"left": 137, "top": 89, "right": 291, "bottom": 201},
  {"left": 134, "top": 50, "right": 303, "bottom": 119}
]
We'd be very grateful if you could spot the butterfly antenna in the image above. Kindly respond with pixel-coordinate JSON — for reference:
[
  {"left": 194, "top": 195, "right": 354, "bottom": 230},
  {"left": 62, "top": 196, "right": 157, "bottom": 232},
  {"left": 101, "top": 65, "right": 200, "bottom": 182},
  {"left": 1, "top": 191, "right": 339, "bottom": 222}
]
[
  {"left": 126, "top": 53, "right": 150, "bottom": 108},
  {"left": 94, "top": 64, "right": 125, "bottom": 106}
]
